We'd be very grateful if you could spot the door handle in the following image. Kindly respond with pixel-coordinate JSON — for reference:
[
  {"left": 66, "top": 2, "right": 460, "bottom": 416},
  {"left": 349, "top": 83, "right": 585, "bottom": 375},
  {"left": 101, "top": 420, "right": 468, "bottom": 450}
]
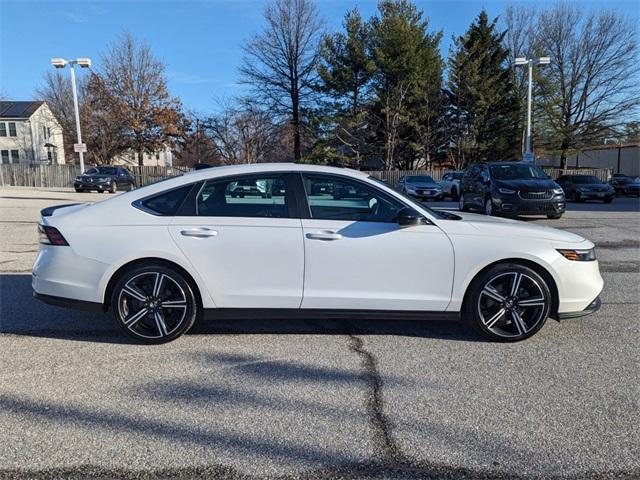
[
  {"left": 180, "top": 228, "right": 218, "bottom": 238},
  {"left": 306, "top": 231, "right": 342, "bottom": 241}
]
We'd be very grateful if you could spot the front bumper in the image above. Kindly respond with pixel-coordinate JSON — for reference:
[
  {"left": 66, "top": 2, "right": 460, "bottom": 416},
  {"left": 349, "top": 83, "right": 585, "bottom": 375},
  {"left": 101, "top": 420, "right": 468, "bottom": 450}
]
[
  {"left": 574, "top": 191, "right": 614, "bottom": 201},
  {"left": 557, "top": 296, "right": 601, "bottom": 319},
  {"left": 74, "top": 180, "right": 111, "bottom": 191},
  {"left": 408, "top": 191, "right": 444, "bottom": 200},
  {"left": 492, "top": 195, "right": 566, "bottom": 216}
]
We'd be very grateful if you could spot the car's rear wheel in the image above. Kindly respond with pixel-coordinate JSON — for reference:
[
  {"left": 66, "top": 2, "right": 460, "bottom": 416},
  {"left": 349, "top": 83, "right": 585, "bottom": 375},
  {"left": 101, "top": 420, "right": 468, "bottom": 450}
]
[
  {"left": 110, "top": 181, "right": 117, "bottom": 193},
  {"left": 111, "top": 265, "right": 197, "bottom": 344},
  {"left": 464, "top": 263, "right": 551, "bottom": 342}
]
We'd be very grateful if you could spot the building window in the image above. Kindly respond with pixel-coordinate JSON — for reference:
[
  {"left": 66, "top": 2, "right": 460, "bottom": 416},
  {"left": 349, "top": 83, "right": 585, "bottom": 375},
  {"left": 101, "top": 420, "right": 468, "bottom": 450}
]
[
  {"left": 0, "top": 123, "right": 6, "bottom": 137},
  {"left": 156, "top": 153, "right": 160, "bottom": 160},
  {"left": 1, "top": 150, "right": 9, "bottom": 164},
  {"left": 10, "top": 150, "right": 19, "bottom": 163},
  {"left": 47, "top": 151, "right": 53, "bottom": 162},
  {"left": 52, "top": 150, "right": 58, "bottom": 163},
  {"left": 47, "top": 127, "right": 51, "bottom": 138},
  {"left": 43, "top": 126, "right": 47, "bottom": 139},
  {"left": 8, "top": 122, "right": 17, "bottom": 136}
]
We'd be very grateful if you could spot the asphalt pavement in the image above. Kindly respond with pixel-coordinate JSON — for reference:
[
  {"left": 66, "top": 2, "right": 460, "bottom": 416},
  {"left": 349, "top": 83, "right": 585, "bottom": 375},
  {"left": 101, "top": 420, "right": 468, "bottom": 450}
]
[{"left": 0, "top": 188, "right": 638, "bottom": 479}]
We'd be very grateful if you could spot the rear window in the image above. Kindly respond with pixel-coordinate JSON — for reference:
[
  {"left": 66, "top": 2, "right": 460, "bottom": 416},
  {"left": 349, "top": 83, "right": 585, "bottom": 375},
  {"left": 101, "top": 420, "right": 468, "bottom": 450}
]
[{"left": 138, "top": 185, "right": 192, "bottom": 216}]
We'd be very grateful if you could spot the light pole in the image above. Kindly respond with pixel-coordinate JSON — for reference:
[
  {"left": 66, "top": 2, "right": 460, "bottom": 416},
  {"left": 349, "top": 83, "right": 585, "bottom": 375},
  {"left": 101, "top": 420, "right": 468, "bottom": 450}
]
[
  {"left": 51, "top": 57, "right": 91, "bottom": 172},
  {"left": 515, "top": 56, "right": 550, "bottom": 162}
]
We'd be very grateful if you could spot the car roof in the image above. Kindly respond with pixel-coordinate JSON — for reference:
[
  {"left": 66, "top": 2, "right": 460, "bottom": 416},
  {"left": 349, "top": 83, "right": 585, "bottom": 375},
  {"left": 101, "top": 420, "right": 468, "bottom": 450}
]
[{"left": 181, "top": 162, "right": 368, "bottom": 180}]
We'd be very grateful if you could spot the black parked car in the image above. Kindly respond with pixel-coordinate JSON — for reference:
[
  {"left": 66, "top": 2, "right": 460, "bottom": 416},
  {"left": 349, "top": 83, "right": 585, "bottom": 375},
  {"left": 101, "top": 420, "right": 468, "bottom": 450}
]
[
  {"left": 609, "top": 175, "right": 640, "bottom": 197},
  {"left": 74, "top": 166, "right": 136, "bottom": 193},
  {"left": 556, "top": 175, "right": 615, "bottom": 203},
  {"left": 459, "top": 162, "right": 566, "bottom": 219}
]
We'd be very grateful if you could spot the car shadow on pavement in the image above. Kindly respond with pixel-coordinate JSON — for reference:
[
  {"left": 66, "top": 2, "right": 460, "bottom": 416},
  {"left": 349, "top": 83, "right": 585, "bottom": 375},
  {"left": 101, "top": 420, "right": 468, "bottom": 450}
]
[{"left": 0, "top": 274, "right": 480, "bottom": 344}]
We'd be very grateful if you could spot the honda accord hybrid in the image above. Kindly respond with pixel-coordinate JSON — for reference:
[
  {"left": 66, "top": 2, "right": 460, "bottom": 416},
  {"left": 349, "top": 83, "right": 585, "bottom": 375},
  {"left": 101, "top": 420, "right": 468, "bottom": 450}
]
[{"left": 33, "top": 164, "right": 603, "bottom": 344}]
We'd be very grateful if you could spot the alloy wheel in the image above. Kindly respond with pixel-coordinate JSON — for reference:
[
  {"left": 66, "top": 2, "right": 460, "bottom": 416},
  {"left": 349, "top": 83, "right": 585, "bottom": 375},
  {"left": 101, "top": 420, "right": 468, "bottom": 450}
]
[
  {"left": 477, "top": 271, "right": 548, "bottom": 338},
  {"left": 458, "top": 195, "right": 465, "bottom": 211},
  {"left": 117, "top": 271, "right": 188, "bottom": 340}
]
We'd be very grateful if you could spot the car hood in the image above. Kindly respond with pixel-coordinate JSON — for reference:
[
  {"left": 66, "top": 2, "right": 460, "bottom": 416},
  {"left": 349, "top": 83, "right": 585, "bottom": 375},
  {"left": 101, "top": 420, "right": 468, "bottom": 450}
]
[
  {"left": 573, "top": 183, "right": 609, "bottom": 189},
  {"left": 406, "top": 182, "right": 440, "bottom": 188},
  {"left": 447, "top": 211, "right": 585, "bottom": 243},
  {"left": 494, "top": 179, "right": 559, "bottom": 190}
]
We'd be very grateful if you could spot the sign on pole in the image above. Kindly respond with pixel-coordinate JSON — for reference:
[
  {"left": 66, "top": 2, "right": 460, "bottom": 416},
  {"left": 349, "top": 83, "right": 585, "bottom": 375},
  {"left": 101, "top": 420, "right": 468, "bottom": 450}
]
[
  {"left": 73, "top": 143, "right": 87, "bottom": 153},
  {"left": 523, "top": 152, "right": 534, "bottom": 163}
]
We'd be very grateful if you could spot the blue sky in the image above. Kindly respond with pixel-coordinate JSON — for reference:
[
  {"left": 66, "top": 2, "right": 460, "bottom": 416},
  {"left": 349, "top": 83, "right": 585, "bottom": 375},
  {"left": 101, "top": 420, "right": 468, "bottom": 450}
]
[{"left": 1, "top": 0, "right": 638, "bottom": 114}]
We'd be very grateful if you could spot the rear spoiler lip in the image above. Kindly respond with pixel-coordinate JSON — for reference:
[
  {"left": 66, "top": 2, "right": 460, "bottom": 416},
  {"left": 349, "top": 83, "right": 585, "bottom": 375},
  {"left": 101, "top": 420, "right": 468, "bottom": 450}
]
[{"left": 40, "top": 203, "right": 82, "bottom": 217}]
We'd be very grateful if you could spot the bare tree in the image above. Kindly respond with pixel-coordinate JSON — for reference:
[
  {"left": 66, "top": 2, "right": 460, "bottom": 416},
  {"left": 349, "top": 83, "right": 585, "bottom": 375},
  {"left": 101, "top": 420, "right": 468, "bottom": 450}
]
[
  {"left": 534, "top": 3, "right": 640, "bottom": 167},
  {"left": 206, "top": 99, "right": 279, "bottom": 164},
  {"left": 96, "top": 32, "right": 184, "bottom": 165},
  {"left": 239, "top": 0, "right": 323, "bottom": 161}
]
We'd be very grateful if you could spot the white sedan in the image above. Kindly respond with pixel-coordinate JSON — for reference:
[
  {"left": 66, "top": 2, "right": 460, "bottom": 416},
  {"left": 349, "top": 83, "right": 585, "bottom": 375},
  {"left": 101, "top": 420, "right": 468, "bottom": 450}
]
[{"left": 33, "top": 164, "right": 603, "bottom": 344}]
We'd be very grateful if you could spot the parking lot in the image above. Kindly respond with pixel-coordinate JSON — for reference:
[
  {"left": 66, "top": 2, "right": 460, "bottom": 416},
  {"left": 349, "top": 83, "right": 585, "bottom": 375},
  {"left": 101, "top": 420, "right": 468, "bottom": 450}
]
[{"left": 0, "top": 187, "right": 638, "bottom": 479}]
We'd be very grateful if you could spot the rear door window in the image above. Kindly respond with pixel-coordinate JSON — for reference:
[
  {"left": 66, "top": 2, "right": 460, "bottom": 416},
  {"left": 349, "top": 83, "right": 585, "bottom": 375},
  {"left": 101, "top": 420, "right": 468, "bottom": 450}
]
[{"left": 196, "top": 174, "right": 291, "bottom": 218}]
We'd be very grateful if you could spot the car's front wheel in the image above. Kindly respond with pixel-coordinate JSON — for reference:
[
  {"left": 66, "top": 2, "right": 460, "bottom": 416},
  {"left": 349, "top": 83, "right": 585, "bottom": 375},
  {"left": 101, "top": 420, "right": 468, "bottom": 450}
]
[
  {"left": 458, "top": 194, "right": 469, "bottom": 212},
  {"left": 484, "top": 197, "right": 494, "bottom": 216},
  {"left": 464, "top": 263, "right": 551, "bottom": 342},
  {"left": 111, "top": 265, "right": 198, "bottom": 344}
]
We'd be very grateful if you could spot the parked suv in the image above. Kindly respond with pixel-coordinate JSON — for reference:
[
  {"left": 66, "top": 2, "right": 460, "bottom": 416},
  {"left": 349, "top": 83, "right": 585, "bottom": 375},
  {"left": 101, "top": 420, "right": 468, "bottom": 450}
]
[
  {"left": 459, "top": 162, "right": 565, "bottom": 219},
  {"left": 439, "top": 171, "right": 464, "bottom": 200},
  {"left": 556, "top": 175, "right": 614, "bottom": 203},
  {"left": 74, "top": 166, "right": 136, "bottom": 193}
]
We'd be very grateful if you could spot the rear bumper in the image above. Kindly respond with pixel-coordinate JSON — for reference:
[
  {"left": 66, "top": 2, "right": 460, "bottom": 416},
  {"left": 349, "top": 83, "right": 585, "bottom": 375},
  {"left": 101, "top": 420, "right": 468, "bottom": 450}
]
[
  {"left": 33, "top": 292, "right": 103, "bottom": 312},
  {"left": 557, "top": 296, "right": 601, "bottom": 319}
]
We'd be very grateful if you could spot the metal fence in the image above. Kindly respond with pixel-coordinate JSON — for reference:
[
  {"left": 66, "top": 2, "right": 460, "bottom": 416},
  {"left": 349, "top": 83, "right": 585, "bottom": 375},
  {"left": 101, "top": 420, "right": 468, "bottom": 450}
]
[{"left": 0, "top": 164, "right": 611, "bottom": 189}]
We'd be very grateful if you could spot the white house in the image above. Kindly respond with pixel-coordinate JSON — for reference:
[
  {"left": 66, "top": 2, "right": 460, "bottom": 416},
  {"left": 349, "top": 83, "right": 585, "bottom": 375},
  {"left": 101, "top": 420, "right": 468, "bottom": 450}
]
[{"left": 0, "top": 101, "right": 65, "bottom": 165}]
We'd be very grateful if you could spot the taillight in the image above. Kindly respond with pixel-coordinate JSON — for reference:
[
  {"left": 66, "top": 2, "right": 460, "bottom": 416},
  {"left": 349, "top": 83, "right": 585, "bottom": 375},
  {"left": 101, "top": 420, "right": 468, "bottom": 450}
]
[{"left": 38, "top": 225, "right": 69, "bottom": 246}]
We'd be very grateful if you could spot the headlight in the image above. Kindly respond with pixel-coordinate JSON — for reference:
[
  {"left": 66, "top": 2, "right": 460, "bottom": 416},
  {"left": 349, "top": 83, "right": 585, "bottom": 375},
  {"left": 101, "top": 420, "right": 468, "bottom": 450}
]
[
  {"left": 498, "top": 188, "right": 516, "bottom": 195},
  {"left": 557, "top": 248, "right": 596, "bottom": 261},
  {"left": 577, "top": 187, "right": 588, "bottom": 192},
  {"left": 98, "top": 177, "right": 109, "bottom": 182},
  {"left": 75, "top": 176, "right": 82, "bottom": 181},
  {"left": 553, "top": 188, "right": 564, "bottom": 195},
  {"left": 406, "top": 187, "right": 416, "bottom": 193}
]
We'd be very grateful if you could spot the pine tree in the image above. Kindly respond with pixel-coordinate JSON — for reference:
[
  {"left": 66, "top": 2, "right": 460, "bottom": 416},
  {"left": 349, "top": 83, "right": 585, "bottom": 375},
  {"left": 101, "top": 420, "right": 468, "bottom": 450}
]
[
  {"left": 369, "top": 0, "right": 443, "bottom": 170},
  {"left": 316, "top": 8, "right": 375, "bottom": 166},
  {"left": 446, "top": 10, "right": 520, "bottom": 166}
]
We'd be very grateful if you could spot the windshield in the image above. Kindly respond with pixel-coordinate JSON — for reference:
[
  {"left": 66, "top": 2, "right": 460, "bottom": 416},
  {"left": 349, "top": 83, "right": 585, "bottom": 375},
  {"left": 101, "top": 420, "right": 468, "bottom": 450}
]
[
  {"left": 572, "top": 176, "right": 601, "bottom": 184},
  {"left": 368, "top": 176, "right": 451, "bottom": 220},
  {"left": 406, "top": 175, "right": 435, "bottom": 183},
  {"left": 452, "top": 173, "right": 463, "bottom": 180},
  {"left": 490, "top": 164, "right": 548, "bottom": 180},
  {"left": 86, "top": 167, "right": 117, "bottom": 175},
  {"left": 618, "top": 177, "right": 639, "bottom": 184}
]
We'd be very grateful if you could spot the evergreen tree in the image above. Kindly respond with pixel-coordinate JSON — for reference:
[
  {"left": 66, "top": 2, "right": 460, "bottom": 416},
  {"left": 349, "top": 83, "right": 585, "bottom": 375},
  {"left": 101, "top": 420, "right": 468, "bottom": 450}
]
[
  {"left": 369, "top": 0, "right": 443, "bottom": 170},
  {"left": 446, "top": 10, "right": 520, "bottom": 166},
  {"left": 316, "top": 8, "right": 375, "bottom": 166}
]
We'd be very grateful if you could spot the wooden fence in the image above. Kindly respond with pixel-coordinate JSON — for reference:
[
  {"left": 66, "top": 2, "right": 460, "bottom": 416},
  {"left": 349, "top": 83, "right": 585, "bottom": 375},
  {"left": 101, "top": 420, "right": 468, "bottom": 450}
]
[{"left": 0, "top": 164, "right": 611, "bottom": 189}]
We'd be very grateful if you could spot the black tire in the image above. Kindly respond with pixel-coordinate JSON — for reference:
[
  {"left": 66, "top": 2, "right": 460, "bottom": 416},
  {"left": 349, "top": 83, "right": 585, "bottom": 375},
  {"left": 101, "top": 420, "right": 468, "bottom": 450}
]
[
  {"left": 464, "top": 263, "right": 551, "bottom": 342},
  {"left": 111, "top": 264, "right": 198, "bottom": 344},
  {"left": 458, "top": 194, "right": 469, "bottom": 212},
  {"left": 484, "top": 196, "right": 494, "bottom": 216},
  {"left": 109, "top": 181, "right": 117, "bottom": 194},
  {"left": 75, "top": 188, "right": 83, "bottom": 193},
  {"left": 547, "top": 213, "right": 562, "bottom": 219}
]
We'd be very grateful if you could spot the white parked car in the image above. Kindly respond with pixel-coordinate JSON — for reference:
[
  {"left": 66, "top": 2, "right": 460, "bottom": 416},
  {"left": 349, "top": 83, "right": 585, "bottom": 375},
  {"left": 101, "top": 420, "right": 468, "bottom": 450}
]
[
  {"left": 439, "top": 171, "right": 464, "bottom": 200},
  {"left": 33, "top": 164, "right": 603, "bottom": 344}
]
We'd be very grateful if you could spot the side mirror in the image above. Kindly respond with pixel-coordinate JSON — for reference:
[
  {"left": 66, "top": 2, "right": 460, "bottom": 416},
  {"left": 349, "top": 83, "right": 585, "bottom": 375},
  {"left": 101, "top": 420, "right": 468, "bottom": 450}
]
[{"left": 396, "top": 207, "right": 430, "bottom": 227}]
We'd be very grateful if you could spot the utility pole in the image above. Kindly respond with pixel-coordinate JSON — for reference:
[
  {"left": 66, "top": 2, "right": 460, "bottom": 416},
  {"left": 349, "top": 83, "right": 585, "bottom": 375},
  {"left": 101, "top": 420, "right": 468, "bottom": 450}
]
[
  {"left": 515, "top": 56, "right": 550, "bottom": 162},
  {"left": 51, "top": 57, "right": 91, "bottom": 171}
]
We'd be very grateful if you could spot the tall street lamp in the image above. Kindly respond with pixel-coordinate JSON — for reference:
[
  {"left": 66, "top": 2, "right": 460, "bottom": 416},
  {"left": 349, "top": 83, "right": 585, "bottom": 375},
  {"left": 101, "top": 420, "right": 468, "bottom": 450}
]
[
  {"left": 515, "top": 56, "right": 550, "bottom": 162},
  {"left": 51, "top": 57, "right": 91, "bottom": 172}
]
